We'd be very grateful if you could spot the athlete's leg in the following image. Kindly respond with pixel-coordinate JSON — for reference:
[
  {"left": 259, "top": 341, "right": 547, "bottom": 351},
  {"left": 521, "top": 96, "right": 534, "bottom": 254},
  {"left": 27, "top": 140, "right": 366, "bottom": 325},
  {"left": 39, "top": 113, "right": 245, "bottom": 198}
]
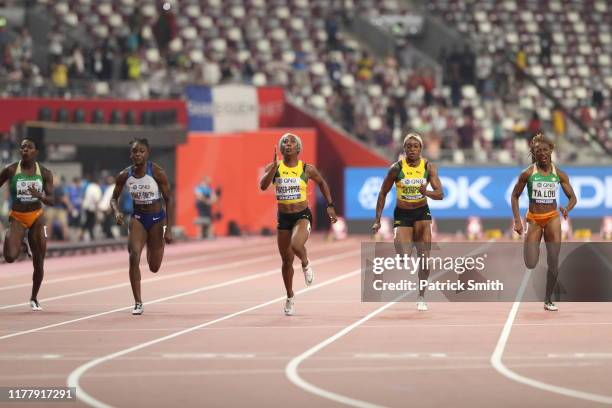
[
  {"left": 27, "top": 216, "right": 47, "bottom": 301},
  {"left": 146, "top": 222, "right": 165, "bottom": 273},
  {"left": 278, "top": 229, "right": 295, "bottom": 298},
  {"left": 3, "top": 218, "right": 26, "bottom": 263},
  {"left": 543, "top": 216, "right": 562, "bottom": 304},
  {"left": 414, "top": 220, "right": 433, "bottom": 297},
  {"left": 394, "top": 226, "right": 414, "bottom": 256},
  {"left": 291, "top": 219, "right": 310, "bottom": 267},
  {"left": 524, "top": 220, "right": 543, "bottom": 269},
  {"left": 127, "top": 218, "right": 148, "bottom": 303}
]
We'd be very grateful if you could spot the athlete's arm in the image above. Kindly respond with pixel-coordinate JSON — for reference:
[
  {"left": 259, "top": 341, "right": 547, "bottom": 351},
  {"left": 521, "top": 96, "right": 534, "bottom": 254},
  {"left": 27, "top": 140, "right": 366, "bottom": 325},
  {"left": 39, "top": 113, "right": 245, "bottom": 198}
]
[
  {"left": 32, "top": 166, "right": 55, "bottom": 206},
  {"left": 154, "top": 164, "right": 173, "bottom": 244},
  {"left": 422, "top": 163, "right": 444, "bottom": 200},
  {"left": 306, "top": 164, "right": 337, "bottom": 223},
  {"left": 511, "top": 169, "right": 530, "bottom": 235},
  {"left": 557, "top": 169, "right": 577, "bottom": 219},
  {"left": 110, "top": 171, "right": 128, "bottom": 226},
  {"left": 0, "top": 164, "right": 14, "bottom": 188},
  {"left": 372, "top": 163, "right": 400, "bottom": 233},
  {"left": 259, "top": 147, "right": 279, "bottom": 191}
]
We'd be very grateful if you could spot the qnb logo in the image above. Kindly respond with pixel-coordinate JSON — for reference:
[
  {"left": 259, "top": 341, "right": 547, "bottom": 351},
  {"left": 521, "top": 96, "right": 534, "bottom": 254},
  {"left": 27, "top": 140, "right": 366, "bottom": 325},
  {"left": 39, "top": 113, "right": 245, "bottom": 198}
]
[{"left": 359, "top": 177, "right": 393, "bottom": 210}]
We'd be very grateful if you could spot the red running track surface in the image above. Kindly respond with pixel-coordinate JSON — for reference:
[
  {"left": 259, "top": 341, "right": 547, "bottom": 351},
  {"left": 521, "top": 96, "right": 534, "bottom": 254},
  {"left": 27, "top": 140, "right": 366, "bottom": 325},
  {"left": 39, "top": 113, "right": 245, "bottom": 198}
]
[{"left": 0, "top": 236, "right": 611, "bottom": 408}]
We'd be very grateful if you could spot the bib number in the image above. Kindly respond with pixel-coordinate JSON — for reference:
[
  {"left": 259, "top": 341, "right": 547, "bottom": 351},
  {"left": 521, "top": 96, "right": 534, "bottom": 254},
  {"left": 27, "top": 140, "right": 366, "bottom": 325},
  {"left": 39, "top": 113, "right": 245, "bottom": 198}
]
[{"left": 276, "top": 178, "right": 301, "bottom": 201}]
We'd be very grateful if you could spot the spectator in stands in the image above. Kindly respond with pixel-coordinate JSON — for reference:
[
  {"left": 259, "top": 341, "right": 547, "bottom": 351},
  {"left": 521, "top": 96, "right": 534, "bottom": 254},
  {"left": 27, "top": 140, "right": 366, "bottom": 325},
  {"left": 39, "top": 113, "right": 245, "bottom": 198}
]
[
  {"left": 539, "top": 24, "right": 553, "bottom": 66},
  {"left": 325, "top": 12, "right": 339, "bottom": 50},
  {"left": 552, "top": 105, "right": 566, "bottom": 140},
  {"left": 0, "top": 16, "right": 9, "bottom": 64},
  {"left": 50, "top": 56, "right": 68, "bottom": 95},
  {"left": 476, "top": 51, "right": 492, "bottom": 96},
  {"left": 123, "top": 51, "right": 141, "bottom": 80},
  {"left": 18, "top": 27, "right": 31, "bottom": 61},
  {"left": 527, "top": 112, "right": 542, "bottom": 137},
  {"left": 153, "top": 1, "right": 176, "bottom": 59},
  {"left": 459, "top": 45, "right": 476, "bottom": 85},
  {"left": 68, "top": 45, "right": 86, "bottom": 80},
  {"left": 81, "top": 175, "right": 101, "bottom": 242},
  {"left": 194, "top": 176, "right": 217, "bottom": 239},
  {"left": 46, "top": 176, "right": 70, "bottom": 241},
  {"left": 457, "top": 115, "right": 476, "bottom": 150}
]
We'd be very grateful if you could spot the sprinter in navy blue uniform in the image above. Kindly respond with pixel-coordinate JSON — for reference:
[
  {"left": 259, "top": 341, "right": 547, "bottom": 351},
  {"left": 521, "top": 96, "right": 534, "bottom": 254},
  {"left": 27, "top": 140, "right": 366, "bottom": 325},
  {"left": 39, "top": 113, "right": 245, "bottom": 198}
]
[{"left": 111, "top": 138, "right": 173, "bottom": 315}]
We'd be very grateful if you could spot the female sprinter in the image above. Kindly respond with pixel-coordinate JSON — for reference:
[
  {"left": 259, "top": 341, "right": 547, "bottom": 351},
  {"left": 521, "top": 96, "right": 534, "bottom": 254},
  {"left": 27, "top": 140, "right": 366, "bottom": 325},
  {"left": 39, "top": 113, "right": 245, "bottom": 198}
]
[
  {"left": 372, "top": 133, "right": 444, "bottom": 311},
  {"left": 111, "top": 138, "right": 173, "bottom": 315},
  {"left": 511, "top": 133, "right": 576, "bottom": 311},
  {"left": 260, "top": 133, "right": 337, "bottom": 316},
  {"left": 0, "top": 137, "right": 54, "bottom": 311}
]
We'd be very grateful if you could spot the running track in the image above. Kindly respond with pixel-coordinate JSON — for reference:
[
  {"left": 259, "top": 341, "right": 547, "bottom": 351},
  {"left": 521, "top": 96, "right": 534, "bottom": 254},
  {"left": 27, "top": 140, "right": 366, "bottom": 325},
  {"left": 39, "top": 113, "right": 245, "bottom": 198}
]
[{"left": 0, "top": 236, "right": 611, "bottom": 408}]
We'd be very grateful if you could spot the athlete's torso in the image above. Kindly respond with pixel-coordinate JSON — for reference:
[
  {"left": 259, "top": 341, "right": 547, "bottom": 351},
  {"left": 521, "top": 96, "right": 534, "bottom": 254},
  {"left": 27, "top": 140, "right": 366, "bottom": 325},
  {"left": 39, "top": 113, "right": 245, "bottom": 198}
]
[
  {"left": 10, "top": 161, "right": 44, "bottom": 211},
  {"left": 395, "top": 158, "right": 428, "bottom": 209},
  {"left": 527, "top": 163, "right": 559, "bottom": 213},
  {"left": 126, "top": 161, "right": 162, "bottom": 213},
  {"left": 274, "top": 160, "right": 308, "bottom": 213}
]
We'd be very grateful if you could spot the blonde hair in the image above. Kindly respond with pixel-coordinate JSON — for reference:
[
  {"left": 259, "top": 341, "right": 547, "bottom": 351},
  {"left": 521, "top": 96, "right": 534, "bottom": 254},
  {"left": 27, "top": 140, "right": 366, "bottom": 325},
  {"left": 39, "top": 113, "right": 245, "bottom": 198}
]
[
  {"left": 530, "top": 133, "right": 554, "bottom": 163},
  {"left": 403, "top": 133, "right": 423, "bottom": 148},
  {"left": 278, "top": 133, "right": 302, "bottom": 153}
]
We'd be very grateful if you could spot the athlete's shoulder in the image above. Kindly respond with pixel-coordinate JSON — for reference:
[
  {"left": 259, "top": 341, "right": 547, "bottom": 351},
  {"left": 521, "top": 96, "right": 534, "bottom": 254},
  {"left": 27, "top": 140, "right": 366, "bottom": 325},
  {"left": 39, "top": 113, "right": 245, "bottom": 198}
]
[
  {"left": 38, "top": 163, "right": 53, "bottom": 179},
  {"left": 520, "top": 164, "right": 534, "bottom": 178},
  {"left": 554, "top": 164, "right": 569, "bottom": 179},
  {"left": 3, "top": 161, "right": 18, "bottom": 173},
  {"left": 151, "top": 162, "right": 166, "bottom": 173}
]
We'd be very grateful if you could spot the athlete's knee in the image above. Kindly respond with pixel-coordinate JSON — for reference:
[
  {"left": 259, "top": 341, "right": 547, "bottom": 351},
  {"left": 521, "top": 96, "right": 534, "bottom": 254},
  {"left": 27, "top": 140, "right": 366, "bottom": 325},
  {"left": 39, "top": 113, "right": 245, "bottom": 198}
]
[
  {"left": 4, "top": 253, "right": 17, "bottom": 263},
  {"left": 524, "top": 258, "right": 538, "bottom": 269},
  {"left": 281, "top": 256, "right": 294, "bottom": 267},
  {"left": 290, "top": 242, "right": 305, "bottom": 254},
  {"left": 149, "top": 263, "right": 161, "bottom": 273}
]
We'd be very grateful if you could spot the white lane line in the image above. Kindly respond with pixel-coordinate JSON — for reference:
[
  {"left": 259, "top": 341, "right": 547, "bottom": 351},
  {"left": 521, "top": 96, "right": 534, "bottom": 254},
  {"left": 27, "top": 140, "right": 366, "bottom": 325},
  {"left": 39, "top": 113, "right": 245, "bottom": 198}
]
[
  {"left": 0, "top": 241, "right": 354, "bottom": 309},
  {"left": 3, "top": 361, "right": 601, "bottom": 382},
  {"left": 285, "top": 268, "right": 452, "bottom": 408},
  {"left": 67, "top": 268, "right": 361, "bottom": 408},
  {"left": 0, "top": 240, "right": 275, "bottom": 291},
  {"left": 491, "top": 269, "right": 612, "bottom": 405},
  {"left": 0, "top": 239, "right": 273, "bottom": 280},
  {"left": 286, "top": 301, "right": 396, "bottom": 408},
  {"left": 0, "top": 250, "right": 358, "bottom": 341}
]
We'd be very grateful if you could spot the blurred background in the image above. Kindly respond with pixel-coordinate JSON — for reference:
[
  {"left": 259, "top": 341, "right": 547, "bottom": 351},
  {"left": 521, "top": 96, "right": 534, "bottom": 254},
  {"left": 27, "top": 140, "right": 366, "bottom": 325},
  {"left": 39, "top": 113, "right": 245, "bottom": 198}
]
[{"left": 0, "top": 0, "right": 610, "bottom": 253}]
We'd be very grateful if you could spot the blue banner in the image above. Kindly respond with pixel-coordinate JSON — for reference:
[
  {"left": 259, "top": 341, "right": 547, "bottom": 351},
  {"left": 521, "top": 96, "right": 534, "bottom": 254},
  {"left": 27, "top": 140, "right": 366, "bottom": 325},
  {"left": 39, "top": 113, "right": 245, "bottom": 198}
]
[
  {"left": 185, "top": 85, "right": 213, "bottom": 131},
  {"left": 345, "top": 167, "right": 612, "bottom": 219}
]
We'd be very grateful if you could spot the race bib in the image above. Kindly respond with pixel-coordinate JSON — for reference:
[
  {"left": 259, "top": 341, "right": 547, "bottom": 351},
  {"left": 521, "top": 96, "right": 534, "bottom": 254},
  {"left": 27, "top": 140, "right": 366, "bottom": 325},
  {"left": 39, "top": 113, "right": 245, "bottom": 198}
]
[
  {"left": 532, "top": 181, "right": 558, "bottom": 204},
  {"left": 276, "top": 177, "right": 301, "bottom": 201},
  {"left": 399, "top": 178, "right": 426, "bottom": 201},
  {"left": 16, "top": 180, "right": 43, "bottom": 203}
]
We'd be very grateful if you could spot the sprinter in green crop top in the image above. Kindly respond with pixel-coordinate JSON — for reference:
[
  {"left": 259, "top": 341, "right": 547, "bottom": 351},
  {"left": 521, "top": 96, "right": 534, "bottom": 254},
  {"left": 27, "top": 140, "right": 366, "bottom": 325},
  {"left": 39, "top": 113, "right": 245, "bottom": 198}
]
[
  {"left": 0, "top": 137, "right": 54, "bottom": 311},
  {"left": 510, "top": 133, "right": 577, "bottom": 312}
]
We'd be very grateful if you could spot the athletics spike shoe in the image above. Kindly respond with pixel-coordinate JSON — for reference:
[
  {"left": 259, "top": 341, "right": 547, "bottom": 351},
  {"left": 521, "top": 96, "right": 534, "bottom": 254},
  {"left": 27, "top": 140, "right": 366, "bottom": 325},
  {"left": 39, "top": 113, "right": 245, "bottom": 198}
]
[
  {"left": 302, "top": 262, "right": 314, "bottom": 286},
  {"left": 284, "top": 297, "right": 295, "bottom": 316},
  {"left": 544, "top": 301, "right": 558, "bottom": 311},
  {"left": 29, "top": 299, "right": 42, "bottom": 311},
  {"left": 132, "top": 302, "right": 144, "bottom": 315},
  {"left": 416, "top": 296, "right": 428, "bottom": 312}
]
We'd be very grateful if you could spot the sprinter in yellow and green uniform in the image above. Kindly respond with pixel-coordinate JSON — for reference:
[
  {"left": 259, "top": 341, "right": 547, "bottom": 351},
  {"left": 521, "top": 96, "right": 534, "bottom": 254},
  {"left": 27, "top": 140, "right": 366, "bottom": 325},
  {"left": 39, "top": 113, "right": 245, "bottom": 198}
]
[
  {"left": 511, "top": 133, "right": 577, "bottom": 311},
  {"left": 372, "top": 133, "right": 444, "bottom": 311},
  {"left": 260, "top": 133, "right": 337, "bottom": 316},
  {"left": 0, "top": 137, "right": 54, "bottom": 311}
]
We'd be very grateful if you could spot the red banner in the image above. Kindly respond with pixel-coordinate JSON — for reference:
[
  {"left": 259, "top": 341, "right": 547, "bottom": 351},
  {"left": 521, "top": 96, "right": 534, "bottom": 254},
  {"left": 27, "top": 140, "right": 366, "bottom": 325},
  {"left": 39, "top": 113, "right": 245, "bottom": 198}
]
[
  {"left": 176, "top": 128, "right": 317, "bottom": 237},
  {"left": 0, "top": 98, "right": 187, "bottom": 132},
  {"left": 257, "top": 87, "right": 285, "bottom": 128}
]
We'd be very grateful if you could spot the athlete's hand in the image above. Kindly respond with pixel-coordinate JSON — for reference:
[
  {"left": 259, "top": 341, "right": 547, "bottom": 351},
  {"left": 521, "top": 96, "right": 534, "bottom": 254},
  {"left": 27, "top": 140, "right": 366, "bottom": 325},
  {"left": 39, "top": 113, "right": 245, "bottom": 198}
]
[
  {"left": 27, "top": 185, "right": 42, "bottom": 198},
  {"left": 164, "top": 226, "right": 173, "bottom": 244},
  {"left": 418, "top": 183, "right": 427, "bottom": 196},
  {"left": 559, "top": 207, "right": 569, "bottom": 219},
  {"left": 327, "top": 206, "right": 338, "bottom": 223},
  {"left": 273, "top": 147, "right": 278, "bottom": 168},
  {"left": 513, "top": 218, "right": 523, "bottom": 235},
  {"left": 115, "top": 212, "right": 125, "bottom": 226},
  {"left": 371, "top": 220, "right": 381, "bottom": 234}
]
